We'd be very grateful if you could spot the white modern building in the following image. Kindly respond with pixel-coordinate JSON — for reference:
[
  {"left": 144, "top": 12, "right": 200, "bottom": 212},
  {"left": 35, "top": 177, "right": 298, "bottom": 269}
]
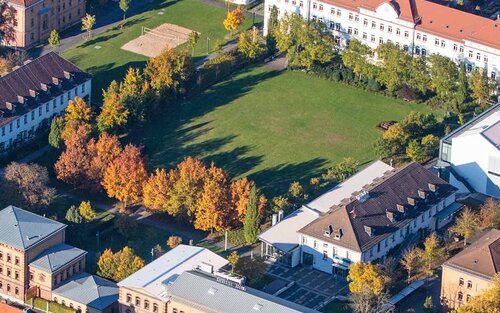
[
  {"left": 0, "top": 52, "right": 92, "bottom": 152},
  {"left": 439, "top": 103, "right": 500, "bottom": 198},
  {"left": 261, "top": 162, "right": 460, "bottom": 277},
  {"left": 263, "top": 0, "right": 500, "bottom": 80}
]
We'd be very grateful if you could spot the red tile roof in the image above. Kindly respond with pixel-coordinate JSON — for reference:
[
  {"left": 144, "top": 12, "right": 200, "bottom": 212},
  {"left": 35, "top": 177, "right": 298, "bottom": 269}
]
[
  {"left": 0, "top": 303, "right": 23, "bottom": 313},
  {"left": 321, "top": 0, "right": 500, "bottom": 48}
]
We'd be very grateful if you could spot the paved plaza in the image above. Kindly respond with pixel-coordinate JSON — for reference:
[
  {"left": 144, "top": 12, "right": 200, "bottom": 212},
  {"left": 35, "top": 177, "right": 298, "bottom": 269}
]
[{"left": 263, "top": 265, "right": 348, "bottom": 309}]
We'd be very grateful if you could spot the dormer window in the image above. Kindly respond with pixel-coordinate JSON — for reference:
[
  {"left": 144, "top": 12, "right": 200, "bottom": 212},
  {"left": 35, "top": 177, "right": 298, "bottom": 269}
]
[
  {"left": 333, "top": 228, "right": 343, "bottom": 240},
  {"left": 418, "top": 190, "right": 427, "bottom": 199},
  {"left": 428, "top": 183, "right": 437, "bottom": 192},
  {"left": 396, "top": 204, "right": 405, "bottom": 213},
  {"left": 386, "top": 211, "right": 395, "bottom": 222},
  {"left": 407, "top": 197, "right": 416, "bottom": 206},
  {"left": 324, "top": 224, "right": 334, "bottom": 237},
  {"left": 364, "top": 225, "right": 374, "bottom": 237}
]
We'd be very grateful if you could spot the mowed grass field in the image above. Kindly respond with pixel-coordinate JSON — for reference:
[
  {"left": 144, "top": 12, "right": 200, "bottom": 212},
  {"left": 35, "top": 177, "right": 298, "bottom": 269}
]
[
  {"left": 62, "top": 0, "right": 259, "bottom": 103},
  {"left": 128, "top": 66, "right": 434, "bottom": 196}
]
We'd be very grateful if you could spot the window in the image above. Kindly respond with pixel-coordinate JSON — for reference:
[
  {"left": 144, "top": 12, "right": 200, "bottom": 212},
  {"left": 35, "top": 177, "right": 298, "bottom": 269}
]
[
  {"left": 299, "top": 1, "right": 303, "bottom": 7},
  {"left": 323, "top": 251, "right": 328, "bottom": 260},
  {"left": 39, "top": 274, "right": 45, "bottom": 282},
  {"left": 348, "top": 27, "right": 352, "bottom": 34},
  {"left": 173, "top": 309, "right": 178, "bottom": 313},
  {"left": 153, "top": 304, "right": 159, "bottom": 313},
  {"left": 335, "top": 23, "right": 340, "bottom": 31},
  {"left": 336, "top": 9, "right": 341, "bottom": 17},
  {"left": 484, "top": 56, "right": 488, "bottom": 63},
  {"left": 441, "top": 40, "right": 445, "bottom": 48},
  {"left": 302, "top": 236, "right": 307, "bottom": 244},
  {"left": 30, "top": 272, "right": 33, "bottom": 280},
  {"left": 371, "top": 21, "right": 376, "bottom": 29},
  {"left": 434, "top": 39, "right": 440, "bottom": 46},
  {"left": 349, "top": 13, "right": 353, "bottom": 20},
  {"left": 421, "top": 215, "right": 424, "bottom": 222},
  {"left": 458, "top": 292, "right": 463, "bottom": 301},
  {"left": 39, "top": 107, "right": 42, "bottom": 117},
  {"left": 15, "top": 287, "right": 19, "bottom": 295},
  {"left": 53, "top": 100, "right": 56, "bottom": 109},
  {"left": 422, "top": 35, "right": 427, "bottom": 42},
  {"left": 354, "top": 15, "right": 359, "bottom": 22},
  {"left": 459, "top": 46, "right": 464, "bottom": 53},
  {"left": 7, "top": 254, "right": 11, "bottom": 263},
  {"left": 312, "top": 2, "right": 317, "bottom": 9},
  {"left": 466, "top": 294, "right": 471, "bottom": 302},
  {"left": 371, "top": 35, "right": 375, "bottom": 42},
  {"left": 468, "top": 50, "right": 473, "bottom": 58},
  {"left": 379, "top": 37, "right": 383, "bottom": 44},
  {"left": 331, "top": 8, "right": 335, "bottom": 15},
  {"left": 379, "top": 23, "right": 384, "bottom": 31},
  {"left": 346, "top": 251, "right": 350, "bottom": 259},
  {"left": 135, "top": 297, "right": 140, "bottom": 306},
  {"left": 387, "top": 26, "right": 392, "bottom": 33},
  {"left": 476, "top": 53, "right": 481, "bottom": 60},
  {"left": 354, "top": 28, "right": 358, "bottom": 36},
  {"left": 126, "top": 294, "right": 131, "bottom": 303},
  {"left": 31, "top": 111, "right": 34, "bottom": 121},
  {"left": 362, "top": 32, "right": 367, "bottom": 39},
  {"left": 396, "top": 28, "right": 400, "bottom": 36},
  {"left": 416, "top": 33, "right": 421, "bottom": 40},
  {"left": 329, "top": 21, "right": 335, "bottom": 29},
  {"left": 467, "top": 280, "right": 472, "bottom": 289},
  {"left": 404, "top": 31, "right": 409, "bottom": 38},
  {"left": 453, "top": 44, "right": 458, "bottom": 51},
  {"left": 318, "top": 4, "right": 323, "bottom": 11},
  {"left": 363, "top": 19, "right": 368, "bottom": 26},
  {"left": 314, "top": 240, "right": 318, "bottom": 249},
  {"left": 459, "top": 278, "right": 464, "bottom": 286},
  {"left": 144, "top": 300, "right": 150, "bottom": 310},
  {"left": 15, "top": 271, "right": 19, "bottom": 280},
  {"left": 23, "top": 115, "right": 27, "bottom": 125},
  {"left": 46, "top": 103, "right": 49, "bottom": 113}
]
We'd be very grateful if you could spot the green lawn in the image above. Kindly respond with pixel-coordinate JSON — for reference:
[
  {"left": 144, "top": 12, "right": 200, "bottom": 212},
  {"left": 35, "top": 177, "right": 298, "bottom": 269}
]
[
  {"left": 128, "top": 66, "right": 434, "bottom": 196},
  {"left": 62, "top": 0, "right": 259, "bottom": 103}
]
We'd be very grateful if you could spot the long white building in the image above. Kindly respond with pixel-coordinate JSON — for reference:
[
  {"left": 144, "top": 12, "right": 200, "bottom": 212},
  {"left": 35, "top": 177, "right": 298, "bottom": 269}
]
[
  {"left": 264, "top": 0, "right": 500, "bottom": 80},
  {"left": 0, "top": 52, "right": 92, "bottom": 152}
]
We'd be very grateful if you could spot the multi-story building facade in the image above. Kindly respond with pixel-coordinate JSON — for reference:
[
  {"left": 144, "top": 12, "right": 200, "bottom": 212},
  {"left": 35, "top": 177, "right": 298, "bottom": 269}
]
[
  {"left": 0, "top": 51, "right": 92, "bottom": 152},
  {"left": 0, "top": 205, "right": 118, "bottom": 313},
  {"left": 438, "top": 102, "right": 500, "bottom": 198},
  {"left": 297, "top": 162, "right": 459, "bottom": 277},
  {"left": 263, "top": 0, "right": 500, "bottom": 81},
  {"left": 4, "top": 0, "right": 86, "bottom": 49},
  {"left": 440, "top": 229, "right": 499, "bottom": 310}
]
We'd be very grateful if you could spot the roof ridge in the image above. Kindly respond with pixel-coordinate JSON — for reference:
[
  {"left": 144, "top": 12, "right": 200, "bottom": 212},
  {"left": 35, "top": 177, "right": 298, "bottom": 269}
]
[{"left": 10, "top": 206, "right": 27, "bottom": 247}]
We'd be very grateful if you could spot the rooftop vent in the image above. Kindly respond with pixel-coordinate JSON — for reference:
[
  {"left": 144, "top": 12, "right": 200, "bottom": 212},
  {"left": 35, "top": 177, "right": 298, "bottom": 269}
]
[
  {"left": 364, "top": 225, "right": 374, "bottom": 237},
  {"left": 333, "top": 228, "right": 343, "bottom": 240},
  {"left": 253, "top": 304, "right": 263, "bottom": 311},
  {"left": 445, "top": 25, "right": 449, "bottom": 28},
  {"left": 428, "top": 183, "right": 437, "bottom": 192},
  {"left": 429, "top": 20, "right": 433, "bottom": 23},
  {"left": 356, "top": 190, "right": 370, "bottom": 203},
  {"left": 324, "top": 224, "right": 334, "bottom": 237},
  {"left": 208, "top": 287, "right": 218, "bottom": 295}
]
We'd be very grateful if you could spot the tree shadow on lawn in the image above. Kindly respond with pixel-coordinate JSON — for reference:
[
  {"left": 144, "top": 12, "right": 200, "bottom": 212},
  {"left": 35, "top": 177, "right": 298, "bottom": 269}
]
[
  {"left": 78, "top": 33, "right": 122, "bottom": 48},
  {"left": 249, "top": 157, "right": 329, "bottom": 197}
]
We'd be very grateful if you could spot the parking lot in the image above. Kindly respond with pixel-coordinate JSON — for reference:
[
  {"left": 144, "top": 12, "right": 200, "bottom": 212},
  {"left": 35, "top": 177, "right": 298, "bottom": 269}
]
[{"left": 263, "top": 265, "right": 348, "bottom": 310}]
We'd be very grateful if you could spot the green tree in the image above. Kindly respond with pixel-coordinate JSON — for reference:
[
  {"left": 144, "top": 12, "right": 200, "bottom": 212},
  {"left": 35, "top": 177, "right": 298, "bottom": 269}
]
[
  {"left": 238, "top": 26, "right": 266, "bottom": 60},
  {"left": 274, "top": 13, "right": 334, "bottom": 69},
  {"left": 65, "top": 205, "right": 83, "bottom": 224},
  {"left": 469, "top": 67, "right": 493, "bottom": 108},
  {"left": 375, "top": 42, "right": 412, "bottom": 93},
  {"left": 48, "top": 29, "right": 60, "bottom": 48},
  {"left": 227, "top": 251, "right": 240, "bottom": 273},
  {"left": 266, "top": 5, "right": 279, "bottom": 52},
  {"left": 406, "top": 139, "right": 426, "bottom": 162},
  {"left": 119, "top": 0, "right": 130, "bottom": 28},
  {"left": 449, "top": 208, "right": 480, "bottom": 245},
  {"left": 456, "top": 63, "right": 468, "bottom": 105},
  {"left": 48, "top": 116, "right": 65, "bottom": 149},
  {"left": 428, "top": 54, "right": 459, "bottom": 100},
  {"left": 79, "top": 201, "right": 97, "bottom": 221},
  {"left": 342, "top": 39, "right": 375, "bottom": 79},
  {"left": 423, "top": 296, "right": 435, "bottom": 313},
  {"left": 421, "top": 233, "right": 446, "bottom": 275},
  {"left": 187, "top": 31, "right": 200, "bottom": 56},
  {"left": 421, "top": 134, "right": 440, "bottom": 158},
  {"left": 408, "top": 56, "right": 430, "bottom": 94},
  {"left": 243, "top": 186, "right": 260, "bottom": 244}
]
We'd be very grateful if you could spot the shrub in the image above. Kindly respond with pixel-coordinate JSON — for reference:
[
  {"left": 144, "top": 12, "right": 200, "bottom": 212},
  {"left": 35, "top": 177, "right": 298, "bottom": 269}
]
[{"left": 227, "top": 229, "right": 247, "bottom": 246}]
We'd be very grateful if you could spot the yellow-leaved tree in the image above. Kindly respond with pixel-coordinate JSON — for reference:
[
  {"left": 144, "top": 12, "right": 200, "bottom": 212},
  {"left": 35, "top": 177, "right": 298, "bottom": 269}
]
[
  {"left": 223, "top": 6, "right": 245, "bottom": 35},
  {"left": 143, "top": 168, "right": 173, "bottom": 211},
  {"left": 62, "top": 97, "right": 93, "bottom": 140}
]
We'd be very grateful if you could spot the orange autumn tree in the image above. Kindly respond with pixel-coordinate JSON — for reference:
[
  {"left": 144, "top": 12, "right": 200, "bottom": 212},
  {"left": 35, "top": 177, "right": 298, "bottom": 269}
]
[
  {"left": 230, "top": 177, "right": 268, "bottom": 226},
  {"left": 144, "top": 49, "right": 192, "bottom": 94},
  {"left": 194, "top": 164, "right": 231, "bottom": 232},
  {"left": 55, "top": 124, "right": 92, "bottom": 187},
  {"left": 61, "top": 97, "right": 93, "bottom": 140},
  {"left": 86, "top": 133, "right": 123, "bottom": 189},
  {"left": 223, "top": 6, "right": 245, "bottom": 35},
  {"left": 143, "top": 168, "right": 173, "bottom": 211},
  {"left": 102, "top": 144, "right": 147, "bottom": 207}
]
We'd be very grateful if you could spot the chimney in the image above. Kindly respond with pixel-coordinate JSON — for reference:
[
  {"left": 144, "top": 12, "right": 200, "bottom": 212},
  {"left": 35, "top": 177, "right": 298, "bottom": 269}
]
[
  {"left": 428, "top": 183, "right": 437, "bottom": 192},
  {"left": 397, "top": 204, "right": 406, "bottom": 214},
  {"left": 386, "top": 211, "right": 396, "bottom": 222},
  {"left": 407, "top": 197, "right": 416, "bottom": 206},
  {"left": 418, "top": 190, "right": 427, "bottom": 199},
  {"left": 278, "top": 210, "right": 284, "bottom": 222},
  {"left": 272, "top": 214, "right": 278, "bottom": 226},
  {"left": 364, "top": 225, "right": 374, "bottom": 237}
]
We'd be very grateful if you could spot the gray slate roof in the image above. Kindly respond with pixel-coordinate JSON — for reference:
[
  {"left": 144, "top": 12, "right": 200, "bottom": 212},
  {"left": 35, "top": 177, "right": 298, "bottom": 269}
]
[
  {"left": 0, "top": 206, "right": 67, "bottom": 250},
  {"left": 52, "top": 272, "right": 118, "bottom": 311},
  {"left": 30, "top": 243, "right": 86, "bottom": 273},
  {"left": 168, "top": 271, "right": 319, "bottom": 313}
]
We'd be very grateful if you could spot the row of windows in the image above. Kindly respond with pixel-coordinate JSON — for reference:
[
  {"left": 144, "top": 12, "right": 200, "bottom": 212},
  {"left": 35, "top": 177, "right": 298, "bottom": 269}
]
[
  {"left": 0, "top": 85, "right": 85, "bottom": 138},
  {"left": 458, "top": 278, "right": 474, "bottom": 289},
  {"left": 0, "top": 266, "right": 20, "bottom": 280},
  {"left": 125, "top": 294, "right": 160, "bottom": 312},
  {"left": 0, "top": 251, "right": 20, "bottom": 266},
  {"left": 53, "top": 297, "right": 89, "bottom": 313},
  {"left": 0, "top": 281, "right": 20, "bottom": 296},
  {"left": 457, "top": 292, "right": 471, "bottom": 302}
]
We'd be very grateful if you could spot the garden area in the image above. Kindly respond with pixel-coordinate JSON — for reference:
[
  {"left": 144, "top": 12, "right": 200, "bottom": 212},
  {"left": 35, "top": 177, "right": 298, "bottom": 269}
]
[
  {"left": 127, "top": 65, "right": 433, "bottom": 196},
  {"left": 61, "top": 0, "right": 260, "bottom": 103}
]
